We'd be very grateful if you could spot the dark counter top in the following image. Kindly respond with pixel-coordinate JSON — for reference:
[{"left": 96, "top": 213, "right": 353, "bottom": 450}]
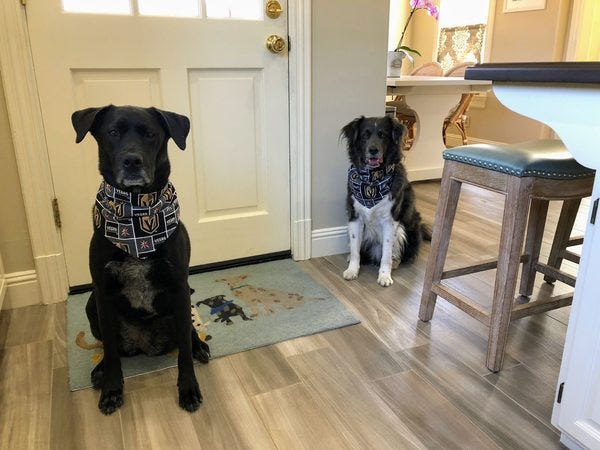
[{"left": 465, "top": 62, "right": 600, "bottom": 84}]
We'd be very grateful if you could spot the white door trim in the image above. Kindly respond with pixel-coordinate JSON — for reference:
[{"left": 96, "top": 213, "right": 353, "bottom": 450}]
[
  {"left": 288, "top": 0, "right": 312, "bottom": 261},
  {"left": 0, "top": 0, "right": 311, "bottom": 302},
  {"left": 0, "top": 0, "right": 69, "bottom": 304}
]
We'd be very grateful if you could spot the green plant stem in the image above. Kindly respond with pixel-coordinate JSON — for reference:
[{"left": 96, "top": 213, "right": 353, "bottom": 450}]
[{"left": 396, "top": 7, "right": 417, "bottom": 51}]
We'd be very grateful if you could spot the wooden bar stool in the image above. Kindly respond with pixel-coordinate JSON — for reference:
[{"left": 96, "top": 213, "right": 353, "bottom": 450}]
[{"left": 419, "top": 139, "right": 595, "bottom": 372}]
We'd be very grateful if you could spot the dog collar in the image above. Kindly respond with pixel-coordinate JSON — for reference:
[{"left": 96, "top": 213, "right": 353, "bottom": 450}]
[
  {"left": 348, "top": 164, "right": 395, "bottom": 208},
  {"left": 93, "top": 181, "right": 180, "bottom": 258}
]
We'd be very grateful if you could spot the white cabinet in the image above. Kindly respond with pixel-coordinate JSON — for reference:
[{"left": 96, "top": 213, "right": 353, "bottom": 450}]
[{"left": 551, "top": 189, "right": 600, "bottom": 450}]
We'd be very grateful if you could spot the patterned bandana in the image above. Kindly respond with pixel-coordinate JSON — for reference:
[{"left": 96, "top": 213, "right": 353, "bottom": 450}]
[
  {"left": 348, "top": 164, "right": 395, "bottom": 208},
  {"left": 93, "top": 181, "right": 180, "bottom": 258}
]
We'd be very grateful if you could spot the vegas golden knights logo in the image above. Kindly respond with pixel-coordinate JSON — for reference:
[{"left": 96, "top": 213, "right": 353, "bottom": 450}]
[
  {"left": 107, "top": 200, "right": 124, "bottom": 218},
  {"left": 140, "top": 214, "right": 159, "bottom": 234},
  {"left": 139, "top": 192, "right": 157, "bottom": 207},
  {"left": 365, "top": 186, "right": 376, "bottom": 198},
  {"left": 93, "top": 206, "right": 101, "bottom": 228}
]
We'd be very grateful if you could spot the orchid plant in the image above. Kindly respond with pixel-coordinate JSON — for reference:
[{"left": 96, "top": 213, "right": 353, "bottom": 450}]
[{"left": 394, "top": 0, "right": 440, "bottom": 65}]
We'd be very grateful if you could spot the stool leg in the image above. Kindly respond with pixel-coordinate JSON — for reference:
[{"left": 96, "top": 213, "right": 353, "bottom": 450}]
[
  {"left": 419, "top": 163, "right": 462, "bottom": 322},
  {"left": 487, "top": 177, "right": 531, "bottom": 372},
  {"left": 518, "top": 198, "right": 549, "bottom": 298},
  {"left": 544, "top": 199, "right": 581, "bottom": 284}
]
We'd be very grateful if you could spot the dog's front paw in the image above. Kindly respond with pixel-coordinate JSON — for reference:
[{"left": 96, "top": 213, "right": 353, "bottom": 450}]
[
  {"left": 343, "top": 267, "right": 359, "bottom": 280},
  {"left": 377, "top": 272, "right": 394, "bottom": 287},
  {"left": 98, "top": 385, "right": 124, "bottom": 415},
  {"left": 178, "top": 377, "right": 203, "bottom": 412}
]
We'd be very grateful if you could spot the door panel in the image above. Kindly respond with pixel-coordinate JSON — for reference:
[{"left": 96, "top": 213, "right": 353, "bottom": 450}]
[
  {"left": 188, "top": 69, "right": 264, "bottom": 215},
  {"left": 26, "top": 0, "right": 290, "bottom": 286}
]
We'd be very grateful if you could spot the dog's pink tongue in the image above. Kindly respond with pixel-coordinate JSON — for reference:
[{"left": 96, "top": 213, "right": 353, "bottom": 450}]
[{"left": 368, "top": 157, "right": 382, "bottom": 167}]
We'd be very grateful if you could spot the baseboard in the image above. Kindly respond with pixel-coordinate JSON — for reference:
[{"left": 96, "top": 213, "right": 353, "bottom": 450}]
[
  {"left": 406, "top": 167, "right": 443, "bottom": 182},
  {"left": 2, "top": 270, "right": 42, "bottom": 309},
  {"left": 311, "top": 226, "right": 348, "bottom": 258}
]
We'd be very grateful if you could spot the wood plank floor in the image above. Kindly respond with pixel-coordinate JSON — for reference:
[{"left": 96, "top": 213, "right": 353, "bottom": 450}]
[{"left": 0, "top": 180, "right": 586, "bottom": 449}]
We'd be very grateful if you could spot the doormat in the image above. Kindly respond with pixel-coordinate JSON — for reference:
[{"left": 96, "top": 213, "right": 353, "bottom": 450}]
[{"left": 67, "top": 259, "right": 360, "bottom": 390}]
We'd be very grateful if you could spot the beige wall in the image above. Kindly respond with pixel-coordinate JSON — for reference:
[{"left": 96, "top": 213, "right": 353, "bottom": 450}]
[
  {"left": 402, "top": 5, "right": 438, "bottom": 74},
  {"left": 0, "top": 71, "right": 34, "bottom": 273},
  {"left": 311, "top": 0, "right": 390, "bottom": 229},
  {"left": 469, "top": 0, "right": 572, "bottom": 143}
]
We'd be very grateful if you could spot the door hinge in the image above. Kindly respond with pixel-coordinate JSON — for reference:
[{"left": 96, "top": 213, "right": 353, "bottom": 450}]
[
  {"left": 591, "top": 198, "right": 599, "bottom": 225},
  {"left": 52, "top": 198, "right": 62, "bottom": 228},
  {"left": 288, "top": 35, "right": 291, "bottom": 52},
  {"left": 557, "top": 382, "right": 565, "bottom": 404}
]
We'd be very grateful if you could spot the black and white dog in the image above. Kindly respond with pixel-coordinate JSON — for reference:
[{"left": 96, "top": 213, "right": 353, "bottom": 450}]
[
  {"left": 72, "top": 105, "right": 210, "bottom": 414},
  {"left": 341, "top": 116, "right": 430, "bottom": 287}
]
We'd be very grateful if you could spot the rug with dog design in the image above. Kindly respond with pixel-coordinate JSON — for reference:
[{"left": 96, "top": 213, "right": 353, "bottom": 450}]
[{"left": 67, "top": 259, "right": 360, "bottom": 390}]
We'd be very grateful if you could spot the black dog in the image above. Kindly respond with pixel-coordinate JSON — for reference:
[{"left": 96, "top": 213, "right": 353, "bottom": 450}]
[
  {"left": 196, "top": 295, "right": 252, "bottom": 325},
  {"left": 72, "top": 105, "right": 210, "bottom": 414},
  {"left": 341, "top": 115, "right": 430, "bottom": 287}
]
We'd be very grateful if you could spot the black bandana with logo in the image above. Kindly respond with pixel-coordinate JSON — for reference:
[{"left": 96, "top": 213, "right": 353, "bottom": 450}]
[
  {"left": 93, "top": 181, "right": 180, "bottom": 258},
  {"left": 348, "top": 164, "right": 395, "bottom": 208}
]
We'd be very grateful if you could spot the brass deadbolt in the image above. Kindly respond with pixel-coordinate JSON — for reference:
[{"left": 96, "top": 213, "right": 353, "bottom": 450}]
[
  {"left": 266, "top": 35, "right": 287, "bottom": 54},
  {"left": 266, "top": 0, "right": 283, "bottom": 19}
]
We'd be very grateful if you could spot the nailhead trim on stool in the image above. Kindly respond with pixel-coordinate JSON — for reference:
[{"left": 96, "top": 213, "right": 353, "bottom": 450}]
[{"left": 443, "top": 139, "right": 595, "bottom": 179}]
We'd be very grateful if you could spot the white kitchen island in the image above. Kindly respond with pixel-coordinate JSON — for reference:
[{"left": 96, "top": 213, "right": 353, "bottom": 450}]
[{"left": 466, "top": 62, "right": 600, "bottom": 450}]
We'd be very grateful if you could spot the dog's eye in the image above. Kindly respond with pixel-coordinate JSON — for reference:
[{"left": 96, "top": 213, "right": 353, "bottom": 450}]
[
  {"left": 377, "top": 131, "right": 385, "bottom": 138},
  {"left": 362, "top": 130, "right": 371, "bottom": 139},
  {"left": 108, "top": 130, "right": 119, "bottom": 137}
]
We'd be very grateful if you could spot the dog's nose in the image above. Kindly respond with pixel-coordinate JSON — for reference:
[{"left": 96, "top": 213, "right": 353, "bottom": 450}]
[
  {"left": 122, "top": 154, "right": 143, "bottom": 169},
  {"left": 368, "top": 147, "right": 378, "bottom": 156}
]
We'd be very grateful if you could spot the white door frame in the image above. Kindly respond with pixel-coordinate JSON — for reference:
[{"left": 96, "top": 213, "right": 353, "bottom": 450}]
[{"left": 0, "top": 0, "right": 311, "bottom": 304}]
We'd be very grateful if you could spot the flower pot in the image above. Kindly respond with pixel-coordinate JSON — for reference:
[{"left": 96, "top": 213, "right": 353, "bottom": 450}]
[{"left": 387, "top": 51, "right": 404, "bottom": 77}]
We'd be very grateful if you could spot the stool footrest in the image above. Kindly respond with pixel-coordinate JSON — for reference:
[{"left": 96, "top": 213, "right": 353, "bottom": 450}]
[
  {"left": 431, "top": 282, "right": 490, "bottom": 326},
  {"left": 535, "top": 262, "right": 576, "bottom": 287},
  {"left": 511, "top": 293, "right": 573, "bottom": 320},
  {"left": 566, "top": 236, "right": 584, "bottom": 247},
  {"left": 442, "top": 255, "right": 528, "bottom": 280},
  {"left": 562, "top": 250, "right": 580, "bottom": 264}
]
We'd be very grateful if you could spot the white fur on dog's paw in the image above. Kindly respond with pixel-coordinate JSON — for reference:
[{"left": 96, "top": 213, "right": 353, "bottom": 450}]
[
  {"left": 343, "top": 267, "right": 359, "bottom": 280},
  {"left": 377, "top": 273, "right": 394, "bottom": 287}
]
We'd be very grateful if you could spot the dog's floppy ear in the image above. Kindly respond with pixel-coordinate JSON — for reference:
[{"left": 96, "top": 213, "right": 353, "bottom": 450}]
[
  {"left": 71, "top": 105, "right": 112, "bottom": 143},
  {"left": 150, "top": 107, "right": 190, "bottom": 150},
  {"left": 340, "top": 116, "right": 365, "bottom": 147},
  {"left": 388, "top": 115, "right": 406, "bottom": 147}
]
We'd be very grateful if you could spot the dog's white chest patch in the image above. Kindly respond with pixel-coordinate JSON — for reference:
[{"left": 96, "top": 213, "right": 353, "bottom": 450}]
[
  {"left": 352, "top": 195, "right": 407, "bottom": 264},
  {"left": 353, "top": 196, "right": 395, "bottom": 238},
  {"left": 106, "top": 258, "right": 157, "bottom": 313}
]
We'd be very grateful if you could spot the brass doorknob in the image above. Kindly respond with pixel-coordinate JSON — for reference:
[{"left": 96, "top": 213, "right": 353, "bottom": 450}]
[
  {"left": 266, "top": 0, "right": 283, "bottom": 19},
  {"left": 266, "top": 35, "right": 287, "bottom": 54}
]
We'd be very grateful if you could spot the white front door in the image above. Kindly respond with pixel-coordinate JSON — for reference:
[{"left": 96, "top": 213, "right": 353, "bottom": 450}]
[{"left": 26, "top": 0, "right": 291, "bottom": 287}]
